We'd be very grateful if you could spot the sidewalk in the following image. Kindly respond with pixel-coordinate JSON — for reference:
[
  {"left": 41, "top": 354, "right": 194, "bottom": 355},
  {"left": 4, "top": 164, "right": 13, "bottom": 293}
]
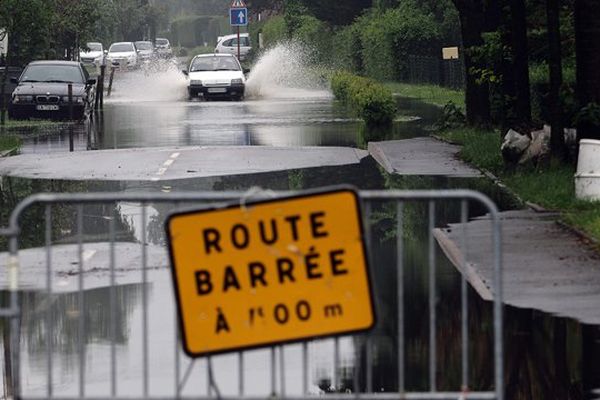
[{"left": 370, "top": 136, "right": 600, "bottom": 325}]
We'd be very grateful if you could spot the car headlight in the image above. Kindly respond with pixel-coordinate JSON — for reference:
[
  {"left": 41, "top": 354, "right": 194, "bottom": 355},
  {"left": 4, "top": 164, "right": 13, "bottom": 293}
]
[
  {"left": 12, "top": 95, "right": 33, "bottom": 103},
  {"left": 62, "top": 96, "right": 84, "bottom": 104},
  {"left": 231, "top": 78, "right": 244, "bottom": 85},
  {"left": 190, "top": 80, "right": 203, "bottom": 86}
]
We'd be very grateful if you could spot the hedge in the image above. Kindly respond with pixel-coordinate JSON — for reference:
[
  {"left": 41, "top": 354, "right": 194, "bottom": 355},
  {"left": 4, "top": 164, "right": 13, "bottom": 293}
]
[{"left": 331, "top": 71, "right": 397, "bottom": 126}]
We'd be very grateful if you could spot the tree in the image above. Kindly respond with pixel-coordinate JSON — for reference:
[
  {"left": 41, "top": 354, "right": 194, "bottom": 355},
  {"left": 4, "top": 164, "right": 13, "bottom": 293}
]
[
  {"left": 547, "top": 0, "right": 566, "bottom": 159},
  {"left": 508, "top": 0, "right": 532, "bottom": 125},
  {"left": 574, "top": 0, "right": 600, "bottom": 141},
  {"left": 299, "top": 0, "right": 372, "bottom": 25},
  {"left": 0, "top": 0, "right": 51, "bottom": 125},
  {"left": 49, "top": 0, "right": 102, "bottom": 60},
  {"left": 451, "top": 0, "right": 492, "bottom": 126}
]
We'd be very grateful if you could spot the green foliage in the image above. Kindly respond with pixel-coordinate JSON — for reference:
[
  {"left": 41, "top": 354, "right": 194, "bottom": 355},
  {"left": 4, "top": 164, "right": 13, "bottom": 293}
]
[
  {"left": 356, "top": 4, "right": 441, "bottom": 81},
  {"left": 0, "top": 135, "right": 21, "bottom": 153},
  {"left": 436, "top": 102, "right": 466, "bottom": 130},
  {"left": 170, "top": 15, "right": 229, "bottom": 48},
  {"left": 0, "top": 0, "right": 52, "bottom": 65},
  {"left": 331, "top": 23, "right": 364, "bottom": 73},
  {"left": 258, "top": 15, "right": 288, "bottom": 48},
  {"left": 331, "top": 71, "right": 397, "bottom": 126},
  {"left": 575, "top": 102, "right": 600, "bottom": 128},
  {"left": 529, "top": 62, "right": 578, "bottom": 126},
  {"left": 438, "top": 128, "right": 504, "bottom": 173}
]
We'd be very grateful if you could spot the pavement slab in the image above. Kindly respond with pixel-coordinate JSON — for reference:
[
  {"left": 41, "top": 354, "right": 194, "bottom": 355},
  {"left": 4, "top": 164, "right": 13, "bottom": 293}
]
[
  {"left": 434, "top": 209, "right": 600, "bottom": 325},
  {"left": 0, "top": 146, "right": 369, "bottom": 181},
  {"left": 0, "top": 242, "right": 168, "bottom": 292},
  {"left": 368, "top": 137, "right": 482, "bottom": 177}
]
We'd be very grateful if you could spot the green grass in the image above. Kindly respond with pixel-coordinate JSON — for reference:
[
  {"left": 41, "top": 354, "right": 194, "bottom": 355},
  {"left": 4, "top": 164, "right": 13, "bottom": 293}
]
[
  {"left": 0, "top": 134, "right": 21, "bottom": 153},
  {"left": 384, "top": 82, "right": 465, "bottom": 109},
  {"left": 2, "top": 117, "right": 64, "bottom": 129},
  {"left": 439, "top": 127, "right": 600, "bottom": 244}
]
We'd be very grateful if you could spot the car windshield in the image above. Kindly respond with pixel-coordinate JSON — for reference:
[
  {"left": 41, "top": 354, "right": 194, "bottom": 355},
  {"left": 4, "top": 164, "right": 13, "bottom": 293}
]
[
  {"left": 20, "top": 65, "right": 83, "bottom": 83},
  {"left": 86, "top": 43, "right": 102, "bottom": 52},
  {"left": 135, "top": 42, "right": 153, "bottom": 50},
  {"left": 190, "top": 57, "right": 240, "bottom": 72},
  {"left": 109, "top": 43, "right": 134, "bottom": 53},
  {"left": 156, "top": 39, "right": 169, "bottom": 46}
]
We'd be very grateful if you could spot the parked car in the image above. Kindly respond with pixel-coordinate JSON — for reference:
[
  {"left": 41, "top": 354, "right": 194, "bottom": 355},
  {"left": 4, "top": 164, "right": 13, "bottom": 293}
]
[
  {"left": 215, "top": 33, "right": 251, "bottom": 61},
  {"left": 134, "top": 41, "right": 154, "bottom": 62},
  {"left": 184, "top": 54, "right": 246, "bottom": 101},
  {"left": 155, "top": 38, "right": 172, "bottom": 58},
  {"left": 8, "top": 61, "right": 96, "bottom": 120},
  {"left": 106, "top": 42, "right": 138, "bottom": 69},
  {"left": 79, "top": 42, "right": 104, "bottom": 67}
]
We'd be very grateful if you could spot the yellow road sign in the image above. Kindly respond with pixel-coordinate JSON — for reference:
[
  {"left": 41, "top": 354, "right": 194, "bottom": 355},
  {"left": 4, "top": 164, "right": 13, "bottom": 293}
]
[{"left": 166, "top": 188, "right": 375, "bottom": 356}]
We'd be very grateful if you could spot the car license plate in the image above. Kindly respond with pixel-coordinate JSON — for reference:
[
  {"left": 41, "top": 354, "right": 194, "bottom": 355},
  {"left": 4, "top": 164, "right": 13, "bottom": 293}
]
[
  {"left": 208, "top": 88, "right": 227, "bottom": 94},
  {"left": 36, "top": 105, "right": 59, "bottom": 111}
]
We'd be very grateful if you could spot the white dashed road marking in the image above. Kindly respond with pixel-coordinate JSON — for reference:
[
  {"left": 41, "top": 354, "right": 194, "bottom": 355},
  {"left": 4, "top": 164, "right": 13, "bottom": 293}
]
[{"left": 151, "top": 152, "right": 181, "bottom": 181}]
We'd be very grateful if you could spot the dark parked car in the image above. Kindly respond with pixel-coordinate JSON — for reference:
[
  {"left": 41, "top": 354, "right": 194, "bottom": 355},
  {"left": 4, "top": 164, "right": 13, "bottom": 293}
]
[{"left": 8, "top": 61, "right": 96, "bottom": 120}]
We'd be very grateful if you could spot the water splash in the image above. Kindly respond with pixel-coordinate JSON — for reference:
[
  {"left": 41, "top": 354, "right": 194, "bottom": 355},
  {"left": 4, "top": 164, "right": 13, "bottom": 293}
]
[
  {"left": 246, "top": 42, "right": 331, "bottom": 100},
  {"left": 104, "top": 60, "right": 188, "bottom": 103}
]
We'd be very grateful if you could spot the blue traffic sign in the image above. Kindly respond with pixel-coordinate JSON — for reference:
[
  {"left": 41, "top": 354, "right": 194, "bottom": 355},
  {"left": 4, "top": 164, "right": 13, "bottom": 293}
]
[{"left": 230, "top": 7, "right": 248, "bottom": 27}]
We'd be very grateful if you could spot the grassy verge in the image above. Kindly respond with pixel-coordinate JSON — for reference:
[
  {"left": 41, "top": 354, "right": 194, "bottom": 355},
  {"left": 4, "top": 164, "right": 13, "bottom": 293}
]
[
  {"left": 438, "top": 127, "right": 600, "bottom": 244},
  {"left": 0, "top": 134, "right": 21, "bottom": 154},
  {"left": 2, "top": 118, "right": 65, "bottom": 129},
  {"left": 384, "top": 82, "right": 465, "bottom": 109}
]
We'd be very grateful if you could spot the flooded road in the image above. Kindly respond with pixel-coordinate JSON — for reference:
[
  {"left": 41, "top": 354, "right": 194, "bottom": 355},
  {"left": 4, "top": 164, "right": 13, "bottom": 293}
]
[
  {"left": 2, "top": 46, "right": 600, "bottom": 399},
  {"left": 19, "top": 96, "right": 435, "bottom": 153}
]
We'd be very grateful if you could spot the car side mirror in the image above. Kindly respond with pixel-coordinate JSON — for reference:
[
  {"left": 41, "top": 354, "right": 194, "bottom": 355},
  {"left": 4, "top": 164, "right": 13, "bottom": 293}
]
[
  {"left": 10, "top": 77, "right": 19, "bottom": 84},
  {"left": 243, "top": 68, "right": 250, "bottom": 74},
  {"left": 87, "top": 78, "right": 97, "bottom": 85},
  {"left": 182, "top": 70, "right": 189, "bottom": 77},
  {"left": 104, "top": 50, "right": 108, "bottom": 55}
]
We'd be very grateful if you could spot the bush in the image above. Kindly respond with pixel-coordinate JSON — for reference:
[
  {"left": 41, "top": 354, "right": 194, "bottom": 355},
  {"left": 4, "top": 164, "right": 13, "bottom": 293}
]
[
  {"left": 529, "top": 62, "right": 578, "bottom": 126},
  {"left": 260, "top": 16, "right": 287, "bottom": 48},
  {"left": 331, "top": 71, "right": 397, "bottom": 126},
  {"left": 331, "top": 23, "right": 364, "bottom": 73},
  {"left": 357, "top": 4, "right": 441, "bottom": 81}
]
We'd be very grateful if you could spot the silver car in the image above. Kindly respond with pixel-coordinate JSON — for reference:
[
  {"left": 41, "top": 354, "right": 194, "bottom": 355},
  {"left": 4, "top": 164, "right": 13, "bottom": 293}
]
[{"left": 215, "top": 33, "right": 251, "bottom": 61}]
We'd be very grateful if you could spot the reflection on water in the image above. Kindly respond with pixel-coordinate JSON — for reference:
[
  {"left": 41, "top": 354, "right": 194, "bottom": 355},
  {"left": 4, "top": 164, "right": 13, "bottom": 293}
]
[{"left": 17, "top": 94, "right": 441, "bottom": 154}]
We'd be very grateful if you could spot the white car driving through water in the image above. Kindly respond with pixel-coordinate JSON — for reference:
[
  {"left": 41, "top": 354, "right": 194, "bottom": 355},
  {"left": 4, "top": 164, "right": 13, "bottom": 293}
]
[
  {"left": 106, "top": 42, "right": 138, "bottom": 69},
  {"left": 79, "top": 42, "right": 104, "bottom": 67},
  {"left": 184, "top": 54, "right": 246, "bottom": 101}
]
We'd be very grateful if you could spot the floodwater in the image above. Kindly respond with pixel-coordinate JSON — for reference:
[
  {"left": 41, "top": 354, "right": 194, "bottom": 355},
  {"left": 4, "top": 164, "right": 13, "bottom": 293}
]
[
  {"left": 2, "top": 45, "right": 600, "bottom": 399},
  {"left": 19, "top": 45, "right": 437, "bottom": 154}
]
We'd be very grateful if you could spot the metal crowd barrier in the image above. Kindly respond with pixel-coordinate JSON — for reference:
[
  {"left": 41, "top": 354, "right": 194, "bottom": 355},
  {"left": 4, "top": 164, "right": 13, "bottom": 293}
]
[{"left": 0, "top": 190, "right": 503, "bottom": 400}]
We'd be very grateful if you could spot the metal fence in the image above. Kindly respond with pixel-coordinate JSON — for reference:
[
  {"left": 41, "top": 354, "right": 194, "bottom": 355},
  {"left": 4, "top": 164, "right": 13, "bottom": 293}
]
[
  {"left": 406, "top": 56, "right": 465, "bottom": 91},
  {"left": 0, "top": 190, "right": 502, "bottom": 400}
]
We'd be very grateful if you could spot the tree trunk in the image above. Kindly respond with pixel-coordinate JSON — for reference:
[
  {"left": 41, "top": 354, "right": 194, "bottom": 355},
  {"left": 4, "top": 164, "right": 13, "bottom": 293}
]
[
  {"left": 454, "top": 0, "right": 492, "bottom": 126},
  {"left": 509, "top": 0, "right": 531, "bottom": 125},
  {"left": 547, "top": 0, "right": 566, "bottom": 159},
  {"left": 575, "top": 0, "right": 600, "bottom": 140}
]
